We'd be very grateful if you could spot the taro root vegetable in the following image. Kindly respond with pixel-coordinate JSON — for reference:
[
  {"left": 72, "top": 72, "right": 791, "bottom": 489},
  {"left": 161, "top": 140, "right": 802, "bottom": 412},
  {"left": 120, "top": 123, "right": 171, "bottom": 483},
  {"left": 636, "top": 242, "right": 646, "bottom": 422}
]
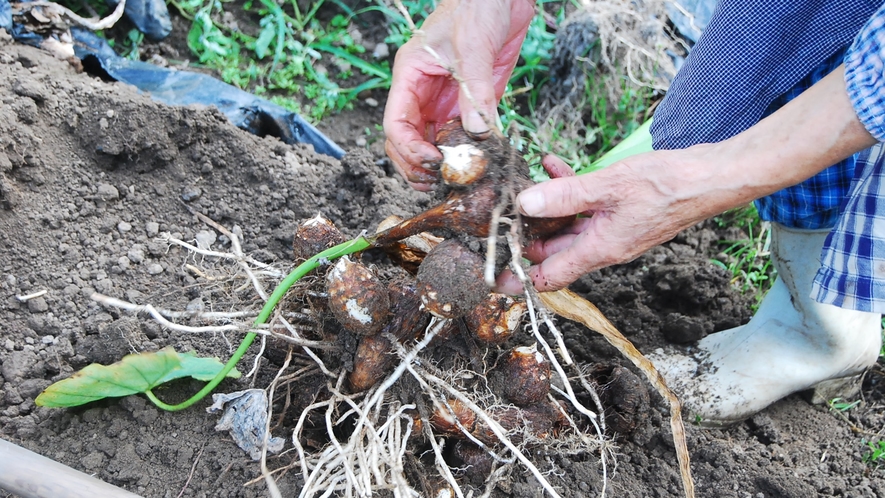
[
  {"left": 326, "top": 256, "right": 389, "bottom": 335},
  {"left": 439, "top": 143, "right": 488, "bottom": 186},
  {"left": 425, "top": 480, "right": 456, "bottom": 498},
  {"left": 590, "top": 364, "right": 650, "bottom": 436},
  {"left": 416, "top": 239, "right": 487, "bottom": 319},
  {"left": 374, "top": 215, "right": 443, "bottom": 274},
  {"left": 373, "top": 177, "right": 500, "bottom": 244},
  {"left": 464, "top": 293, "right": 527, "bottom": 344},
  {"left": 372, "top": 119, "right": 574, "bottom": 248},
  {"left": 471, "top": 401, "right": 570, "bottom": 444},
  {"left": 452, "top": 441, "right": 494, "bottom": 483},
  {"left": 347, "top": 334, "right": 393, "bottom": 392},
  {"left": 496, "top": 344, "right": 551, "bottom": 406},
  {"left": 521, "top": 212, "right": 576, "bottom": 241},
  {"left": 429, "top": 398, "right": 476, "bottom": 437},
  {"left": 428, "top": 316, "right": 461, "bottom": 346},
  {"left": 348, "top": 279, "right": 430, "bottom": 391},
  {"left": 434, "top": 399, "right": 569, "bottom": 445},
  {"left": 292, "top": 213, "right": 347, "bottom": 261},
  {"left": 406, "top": 409, "right": 426, "bottom": 440}
]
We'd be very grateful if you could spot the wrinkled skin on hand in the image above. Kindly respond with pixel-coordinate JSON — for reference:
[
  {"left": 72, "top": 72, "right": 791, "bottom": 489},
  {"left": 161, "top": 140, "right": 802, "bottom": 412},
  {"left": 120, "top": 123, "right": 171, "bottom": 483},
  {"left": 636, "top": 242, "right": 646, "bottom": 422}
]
[
  {"left": 494, "top": 148, "right": 742, "bottom": 294},
  {"left": 382, "top": 0, "right": 535, "bottom": 191}
]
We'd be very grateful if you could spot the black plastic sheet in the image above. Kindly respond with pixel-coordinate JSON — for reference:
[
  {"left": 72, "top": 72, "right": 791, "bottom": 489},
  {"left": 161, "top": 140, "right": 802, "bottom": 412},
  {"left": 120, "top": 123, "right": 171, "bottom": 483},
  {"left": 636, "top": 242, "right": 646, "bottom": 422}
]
[
  {"left": 0, "top": 0, "right": 10, "bottom": 32},
  {"left": 106, "top": 0, "right": 171, "bottom": 41}
]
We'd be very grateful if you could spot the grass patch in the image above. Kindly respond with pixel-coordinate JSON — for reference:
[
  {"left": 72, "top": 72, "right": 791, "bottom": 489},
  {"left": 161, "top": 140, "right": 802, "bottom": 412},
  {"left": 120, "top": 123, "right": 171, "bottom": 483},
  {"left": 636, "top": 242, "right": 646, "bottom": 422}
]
[
  {"left": 827, "top": 397, "right": 861, "bottom": 413},
  {"left": 69, "top": 0, "right": 410, "bottom": 121},
  {"left": 500, "top": 2, "right": 660, "bottom": 180},
  {"left": 70, "top": 0, "right": 663, "bottom": 139},
  {"left": 710, "top": 204, "right": 774, "bottom": 305},
  {"left": 170, "top": 0, "right": 396, "bottom": 120}
]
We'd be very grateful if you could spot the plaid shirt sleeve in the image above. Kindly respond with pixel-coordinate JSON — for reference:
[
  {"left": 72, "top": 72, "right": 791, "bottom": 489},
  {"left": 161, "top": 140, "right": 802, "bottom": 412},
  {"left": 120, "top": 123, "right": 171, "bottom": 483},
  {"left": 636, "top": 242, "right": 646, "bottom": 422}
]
[
  {"left": 649, "top": 0, "right": 880, "bottom": 230},
  {"left": 844, "top": 5, "right": 885, "bottom": 141},
  {"left": 813, "top": 4, "right": 885, "bottom": 312}
]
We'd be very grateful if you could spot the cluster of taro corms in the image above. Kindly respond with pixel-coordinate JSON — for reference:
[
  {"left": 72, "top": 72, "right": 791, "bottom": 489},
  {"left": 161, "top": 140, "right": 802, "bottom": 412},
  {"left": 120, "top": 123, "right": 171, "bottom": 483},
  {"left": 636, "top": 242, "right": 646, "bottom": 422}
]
[
  {"left": 290, "top": 212, "right": 572, "bottom": 482},
  {"left": 287, "top": 119, "right": 579, "bottom": 475}
]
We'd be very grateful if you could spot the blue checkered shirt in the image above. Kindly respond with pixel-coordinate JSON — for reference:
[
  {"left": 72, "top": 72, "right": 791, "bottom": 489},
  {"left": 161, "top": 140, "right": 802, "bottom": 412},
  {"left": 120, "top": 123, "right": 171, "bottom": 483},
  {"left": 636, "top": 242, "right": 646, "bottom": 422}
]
[
  {"left": 814, "top": 6, "right": 885, "bottom": 312},
  {"left": 652, "top": 0, "right": 880, "bottom": 229},
  {"left": 650, "top": 0, "right": 885, "bottom": 311}
]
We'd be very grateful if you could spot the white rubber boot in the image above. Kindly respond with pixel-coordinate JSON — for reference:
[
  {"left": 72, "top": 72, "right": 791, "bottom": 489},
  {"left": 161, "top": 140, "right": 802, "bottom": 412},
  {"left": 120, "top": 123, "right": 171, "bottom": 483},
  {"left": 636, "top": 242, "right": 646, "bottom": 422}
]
[{"left": 649, "top": 223, "right": 882, "bottom": 426}]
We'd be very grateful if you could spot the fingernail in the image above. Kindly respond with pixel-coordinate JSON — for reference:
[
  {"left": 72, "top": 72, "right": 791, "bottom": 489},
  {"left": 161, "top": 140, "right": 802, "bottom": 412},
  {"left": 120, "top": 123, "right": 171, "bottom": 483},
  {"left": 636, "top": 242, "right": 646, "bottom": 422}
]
[
  {"left": 517, "top": 189, "right": 546, "bottom": 217},
  {"left": 411, "top": 143, "right": 442, "bottom": 164},
  {"left": 421, "top": 160, "right": 441, "bottom": 171},
  {"left": 463, "top": 111, "right": 490, "bottom": 137}
]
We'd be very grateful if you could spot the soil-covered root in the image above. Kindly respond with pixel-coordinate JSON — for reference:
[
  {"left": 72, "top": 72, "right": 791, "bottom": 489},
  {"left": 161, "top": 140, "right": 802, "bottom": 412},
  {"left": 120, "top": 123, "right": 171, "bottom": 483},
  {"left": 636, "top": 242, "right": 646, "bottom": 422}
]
[
  {"left": 325, "top": 256, "right": 390, "bottom": 335},
  {"left": 463, "top": 292, "right": 527, "bottom": 344},
  {"left": 293, "top": 213, "right": 347, "bottom": 263}
]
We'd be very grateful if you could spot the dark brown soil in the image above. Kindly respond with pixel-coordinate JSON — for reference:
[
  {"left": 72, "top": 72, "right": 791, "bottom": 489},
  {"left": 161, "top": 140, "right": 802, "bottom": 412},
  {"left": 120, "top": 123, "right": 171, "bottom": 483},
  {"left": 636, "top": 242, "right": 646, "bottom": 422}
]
[{"left": 2, "top": 33, "right": 885, "bottom": 498}]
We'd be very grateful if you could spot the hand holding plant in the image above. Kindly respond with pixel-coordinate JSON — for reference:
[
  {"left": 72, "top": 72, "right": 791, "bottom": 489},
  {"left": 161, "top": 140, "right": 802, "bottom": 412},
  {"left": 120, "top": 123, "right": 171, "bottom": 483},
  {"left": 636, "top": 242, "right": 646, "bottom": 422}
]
[{"left": 383, "top": 0, "right": 536, "bottom": 191}]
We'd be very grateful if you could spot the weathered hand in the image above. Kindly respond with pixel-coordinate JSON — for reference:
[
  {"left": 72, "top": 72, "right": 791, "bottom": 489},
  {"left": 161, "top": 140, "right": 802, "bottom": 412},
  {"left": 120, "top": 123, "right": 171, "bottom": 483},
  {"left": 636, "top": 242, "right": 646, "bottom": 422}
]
[
  {"left": 383, "top": 0, "right": 535, "bottom": 191},
  {"left": 495, "top": 150, "right": 728, "bottom": 293}
]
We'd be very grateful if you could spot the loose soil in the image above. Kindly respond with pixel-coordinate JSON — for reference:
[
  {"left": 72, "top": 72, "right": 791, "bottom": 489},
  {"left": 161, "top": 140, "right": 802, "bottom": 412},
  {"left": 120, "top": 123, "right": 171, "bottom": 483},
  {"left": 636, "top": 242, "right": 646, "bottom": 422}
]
[{"left": 2, "top": 31, "right": 885, "bottom": 498}]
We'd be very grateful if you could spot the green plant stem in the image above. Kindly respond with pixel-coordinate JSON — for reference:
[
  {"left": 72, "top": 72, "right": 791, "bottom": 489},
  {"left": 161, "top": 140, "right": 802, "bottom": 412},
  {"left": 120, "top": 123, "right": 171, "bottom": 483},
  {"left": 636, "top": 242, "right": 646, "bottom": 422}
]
[{"left": 145, "top": 236, "right": 372, "bottom": 411}]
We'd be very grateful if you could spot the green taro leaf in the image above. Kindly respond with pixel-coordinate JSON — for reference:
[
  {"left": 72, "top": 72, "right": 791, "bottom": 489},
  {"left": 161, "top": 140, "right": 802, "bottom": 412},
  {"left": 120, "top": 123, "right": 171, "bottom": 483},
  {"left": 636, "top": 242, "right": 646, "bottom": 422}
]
[{"left": 35, "top": 347, "right": 241, "bottom": 408}]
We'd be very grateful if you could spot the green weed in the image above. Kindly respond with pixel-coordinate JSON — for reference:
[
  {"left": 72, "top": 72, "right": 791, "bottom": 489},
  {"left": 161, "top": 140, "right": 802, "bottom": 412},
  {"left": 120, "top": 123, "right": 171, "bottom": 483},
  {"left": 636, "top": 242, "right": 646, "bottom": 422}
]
[
  {"left": 827, "top": 397, "right": 861, "bottom": 413},
  {"left": 79, "top": 0, "right": 657, "bottom": 137},
  {"left": 121, "top": 29, "right": 145, "bottom": 60},
  {"left": 81, "top": 0, "right": 396, "bottom": 121},
  {"left": 864, "top": 439, "right": 885, "bottom": 468}
]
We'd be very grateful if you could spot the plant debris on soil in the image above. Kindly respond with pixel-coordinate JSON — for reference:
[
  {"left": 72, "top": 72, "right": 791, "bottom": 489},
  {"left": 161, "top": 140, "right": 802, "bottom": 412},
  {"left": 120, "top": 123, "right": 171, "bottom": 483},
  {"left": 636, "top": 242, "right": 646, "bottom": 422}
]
[{"left": 2, "top": 32, "right": 885, "bottom": 498}]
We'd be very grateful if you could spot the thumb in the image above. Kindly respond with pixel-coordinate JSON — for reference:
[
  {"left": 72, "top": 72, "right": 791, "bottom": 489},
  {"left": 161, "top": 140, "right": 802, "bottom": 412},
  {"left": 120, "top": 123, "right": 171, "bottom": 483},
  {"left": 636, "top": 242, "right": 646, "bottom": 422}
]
[{"left": 517, "top": 175, "right": 601, "bottom": 218}]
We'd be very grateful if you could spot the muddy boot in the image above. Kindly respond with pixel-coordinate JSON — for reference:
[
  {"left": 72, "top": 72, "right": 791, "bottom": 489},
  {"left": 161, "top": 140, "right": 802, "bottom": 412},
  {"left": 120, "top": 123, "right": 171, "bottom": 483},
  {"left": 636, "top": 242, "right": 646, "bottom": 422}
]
[{"left": 649, "top": 223, "right": 882, "bottom": 426}]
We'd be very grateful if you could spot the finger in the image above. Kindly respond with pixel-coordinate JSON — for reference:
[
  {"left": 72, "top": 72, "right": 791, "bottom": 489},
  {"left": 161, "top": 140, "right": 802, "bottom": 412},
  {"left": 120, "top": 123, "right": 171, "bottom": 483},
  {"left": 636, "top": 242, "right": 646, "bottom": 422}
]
[
  {"left": 385, "top": 139, "right": 437, "bottom": 191},
  {"left": 521, "top": 233, "right": 578, "bottom": 264},
  {"left": 496, "top": 234, "right": 599, "bottom": 294},
  {"left": 521, "top": 217, "right": 594, "bottom": 262},
  {"left": 382, "top": 118, "right": 441, "bottom": 170},
  {"left": 525, "top": 225, "right": 628, "bottom": 292},
  {"left": 526, "top": 247, "right": 595, "bottom": 292},
  {"left": 541, "top": 154, "right": 575, "bottom": 179},
  {"left": 456, "top": 71, "right": 498, "bottom": 138},
  {"left": 493, "top": 269, "right": 525, "bottom": 295},
  {"left": 383, "top": 64, "right": 445, "bottom": 168}
]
